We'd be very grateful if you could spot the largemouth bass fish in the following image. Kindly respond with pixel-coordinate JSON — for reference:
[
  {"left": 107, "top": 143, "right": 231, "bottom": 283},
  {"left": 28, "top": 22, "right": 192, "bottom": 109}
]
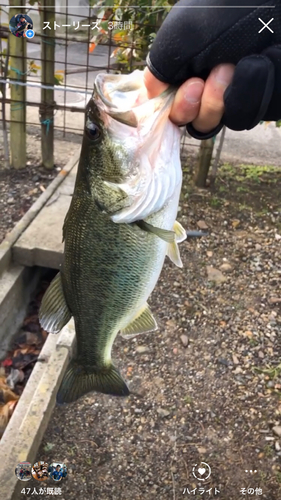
[{"left": 39, "top": 70, "right": 186, "bottom": 404}]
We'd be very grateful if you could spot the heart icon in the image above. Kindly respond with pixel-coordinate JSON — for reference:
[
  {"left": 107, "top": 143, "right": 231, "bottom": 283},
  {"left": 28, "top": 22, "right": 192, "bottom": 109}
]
[{"left": 198, "top": 467, "right": 206, "bottom": 475}]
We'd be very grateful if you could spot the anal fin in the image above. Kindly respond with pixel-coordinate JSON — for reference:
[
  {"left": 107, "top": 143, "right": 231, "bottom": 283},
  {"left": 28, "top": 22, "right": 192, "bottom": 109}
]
[
  {"left": 39, "top": 272, "right": 72, "bottom": 334},
  {"left": 167, "top": 241, "right": 183, "bottom": 268},
  {"left": 120, "top": 303, "right": 158, "bottom": 339}
]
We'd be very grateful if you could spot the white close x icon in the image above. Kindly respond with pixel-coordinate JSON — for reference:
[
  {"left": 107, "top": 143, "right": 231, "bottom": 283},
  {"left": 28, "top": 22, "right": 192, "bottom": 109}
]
[{"left": 258, "top": 18, "right": 274, "bottom": 34}]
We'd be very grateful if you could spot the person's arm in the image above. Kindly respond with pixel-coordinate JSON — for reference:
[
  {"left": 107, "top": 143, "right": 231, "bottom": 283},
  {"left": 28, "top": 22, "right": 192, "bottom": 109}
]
[{"left": 145, "top": 0, "right": 281, "bottom": 138}]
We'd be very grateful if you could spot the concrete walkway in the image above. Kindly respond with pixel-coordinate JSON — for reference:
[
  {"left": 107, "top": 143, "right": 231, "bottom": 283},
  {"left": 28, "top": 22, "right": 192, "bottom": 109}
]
[
  {"left": 186, "top": 122, "right": 281, "bottom": 167},
  {"left": 13, "top": 162, "right": 78, "bottom": 269}
]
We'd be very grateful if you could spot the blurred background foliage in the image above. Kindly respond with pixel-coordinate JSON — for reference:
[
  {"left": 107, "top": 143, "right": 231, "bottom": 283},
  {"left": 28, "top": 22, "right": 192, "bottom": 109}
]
[{"left": 89, "top": 0, "right": 175, "bottom": 71}]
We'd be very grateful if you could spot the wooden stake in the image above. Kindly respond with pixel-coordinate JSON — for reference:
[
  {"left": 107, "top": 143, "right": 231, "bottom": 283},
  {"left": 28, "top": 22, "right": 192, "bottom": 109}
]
[
  {"left": 9, "top": 0, "right": 26, "bottom": 169},
  {"left": 210, "top": 125, "right": 227, "bottom": 185},
  {"left": 40, "top": 0, "right": 55, "bottom": 169},
  {"left": 1, "top": 38, "right": 10, "bottom": 168},
  {"left": 194, "top": 138, "right": 215, "bottom": 188}
]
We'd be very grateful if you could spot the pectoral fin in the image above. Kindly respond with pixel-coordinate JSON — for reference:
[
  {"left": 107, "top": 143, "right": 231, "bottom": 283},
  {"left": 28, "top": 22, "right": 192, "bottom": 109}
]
[
  {"left": 166, "top": 221, "right": 186, "bottom": 268},
  {"left": 39, "top": 272, "right": 72, "bottom": 334},
  {"left": 174, "top": 220, "right": 187, "bottom": 243},
  {"left": 120, "top": 303, "right": 158, "bottom": 339},
  {"left": 135, "top": 220, "right": 175, "bottom": 243}
]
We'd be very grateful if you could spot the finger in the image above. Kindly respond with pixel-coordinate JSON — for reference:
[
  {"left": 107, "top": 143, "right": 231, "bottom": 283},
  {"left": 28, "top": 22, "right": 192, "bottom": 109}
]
[
  {"left": 143, "top": 67, "right": 169, "bottom": 98},
  {"left": 192, "top": 64, "right": 235, "bottom": 133},
  {"left": 169, "top": 78, "right": 204, "bottom": 125}
]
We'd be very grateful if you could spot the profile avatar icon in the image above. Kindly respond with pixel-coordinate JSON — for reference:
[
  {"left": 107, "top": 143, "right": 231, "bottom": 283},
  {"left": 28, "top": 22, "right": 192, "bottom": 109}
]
[
  {"left": 9, "top": 14, "right": 33, "bottom": 38},
  {"left": 49, "top": 462, "right": 67, "bottom": 482},
  {"left": 15, "top": 462, "right": 32, "bottom": 481},
  {"left": 32, "top": 461, "right": 49, "bottom": 481}
]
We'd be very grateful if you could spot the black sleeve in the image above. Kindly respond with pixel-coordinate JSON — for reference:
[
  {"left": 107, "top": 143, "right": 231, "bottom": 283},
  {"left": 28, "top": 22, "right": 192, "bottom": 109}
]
[{"left": 147, "top": 0, "right": 281, "bottom": 136}]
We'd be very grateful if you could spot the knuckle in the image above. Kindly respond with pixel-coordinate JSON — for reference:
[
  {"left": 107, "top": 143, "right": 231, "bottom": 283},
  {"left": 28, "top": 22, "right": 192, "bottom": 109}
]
[{"left": 202, "top": 95, "right": 225, "bottom": 115}]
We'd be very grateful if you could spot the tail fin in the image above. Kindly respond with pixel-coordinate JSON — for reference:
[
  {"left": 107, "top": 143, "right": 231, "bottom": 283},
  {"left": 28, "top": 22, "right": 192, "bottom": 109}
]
[{"left": 57, "top": 360, "right": 130, "bottom": 404}]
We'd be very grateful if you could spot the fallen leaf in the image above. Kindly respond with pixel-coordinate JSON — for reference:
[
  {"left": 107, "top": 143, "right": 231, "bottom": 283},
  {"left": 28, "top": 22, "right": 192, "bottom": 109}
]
[
  {"left": 0, "top": 403, "right": 10, "bottom": 437},
  {"left": 0, "top": 386, "right": 19, "bottom": 403},
  {"left": 245, "top": 330, "right": 253, "bottom": 338},
  {"left": 6, "top": 369, "right": 24, "bottom": 389},
  {"left": 232, "top": 219, "right": 240, "bottom": 228},
  {"left": 41, "top": 330, "right": 48, "bottom": 340},
  {"left": 0, "top": 400, "right": 18, "bottom": 437},
  {"left": 23, "top": 315, "right": 39, "bottom": 326},
  {"left": 89, "top": 42, "right": 96, "bottom": 53},
  {"left": 197, "top": 220, "right": 208, "bottom": 230},
  {"left": 1, "top": 358, "right": 13, "bottom": 367}
]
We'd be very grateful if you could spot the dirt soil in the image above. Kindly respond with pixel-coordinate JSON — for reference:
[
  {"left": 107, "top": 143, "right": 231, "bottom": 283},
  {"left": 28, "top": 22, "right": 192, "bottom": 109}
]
[
  {"left": 3, "top": 150, "right": 280, "bottom": 500},
  {"left": 0, "top": 133, "right": 80, "bottom": 244}
]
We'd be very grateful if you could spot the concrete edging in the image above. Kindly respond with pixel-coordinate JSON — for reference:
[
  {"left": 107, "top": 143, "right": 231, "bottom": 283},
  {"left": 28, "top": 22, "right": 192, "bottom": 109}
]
[
  {"left": 0, "top": 151, "right": 80, "bottom": 498},
  {"left": 0, "top": 320, "right": 76, "bottom": 500},
  {"left": 0, "top": 150, "right": 80, "bottom": 276}
]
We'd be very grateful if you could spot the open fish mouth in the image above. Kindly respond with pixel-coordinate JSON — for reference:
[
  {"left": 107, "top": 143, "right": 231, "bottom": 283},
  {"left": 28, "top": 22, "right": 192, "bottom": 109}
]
[
  {"left": 94, "top": 70, "right": 148, "bottom": 110},
  {"left": 90, "top": 69, "right": 182, "bottom": 226},
  {"left": 94, "top": 70, "right": 175, "bottom": 128}
]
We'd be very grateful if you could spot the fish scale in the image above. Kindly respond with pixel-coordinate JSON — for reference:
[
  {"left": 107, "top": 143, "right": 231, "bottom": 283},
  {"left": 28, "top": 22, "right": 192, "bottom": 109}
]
[
  {"left": 62, "top": 186, "right": 164, "bottom": 363},
  {"left": 39, "top": 70, "right": 185, "bottom": 404}
]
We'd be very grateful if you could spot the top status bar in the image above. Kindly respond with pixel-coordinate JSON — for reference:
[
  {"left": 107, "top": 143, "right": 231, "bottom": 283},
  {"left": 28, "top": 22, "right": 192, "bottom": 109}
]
[{"left": 5, "top": 5, "right": 277, "bottom": 8}]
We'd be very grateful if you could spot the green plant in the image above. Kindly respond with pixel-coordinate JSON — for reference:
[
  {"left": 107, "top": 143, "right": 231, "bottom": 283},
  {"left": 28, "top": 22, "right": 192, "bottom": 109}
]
[
  {"left": 210, "top": 196, "right": 222, "bottom": 208},
  {"left": 263, "top": 444, "right": 274, "bottom": 458},
  {"left": 236, "top": 186, "right": 248, "bottom": 193},
  {"left": 276, "top": 471, "right": 281, "bottom": 484},
  {"left": 183, "top": 395, "right": 193, "bottom": 404},
  {"left": 89, "top": 0, "right": 175, "bottom": 72},
  {"left": 253, "top": 363, "right": 281, "bottom": 380}
]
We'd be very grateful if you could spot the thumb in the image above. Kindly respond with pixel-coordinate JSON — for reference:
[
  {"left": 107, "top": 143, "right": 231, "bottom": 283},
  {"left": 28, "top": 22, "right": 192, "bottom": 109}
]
[{"left": 143, "top": 67, "right": 169, "bottom": 99}]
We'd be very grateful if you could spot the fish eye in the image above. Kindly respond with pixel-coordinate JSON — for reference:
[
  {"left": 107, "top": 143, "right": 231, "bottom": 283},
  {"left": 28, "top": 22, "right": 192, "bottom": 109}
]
[{"left": 86, "top": 121, "right": 101, "bottom": 141}]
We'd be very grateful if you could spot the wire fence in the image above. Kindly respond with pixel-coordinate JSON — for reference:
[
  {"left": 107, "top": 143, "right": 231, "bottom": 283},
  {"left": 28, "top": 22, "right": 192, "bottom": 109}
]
[
  {"left": 1, "top": 6, "right": 121, "bottom": 135},
  {"left": 0, "top": 1, "right": 201, "bottom": 169}
]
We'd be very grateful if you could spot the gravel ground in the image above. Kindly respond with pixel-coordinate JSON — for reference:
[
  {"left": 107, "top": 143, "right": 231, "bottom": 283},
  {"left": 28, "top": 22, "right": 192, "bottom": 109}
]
[
  {"left": 1, "top": 144, "right": 280, "bottom": 500},
  {"left": 16, "top": 158, "right": 278, "bottom": 500}
]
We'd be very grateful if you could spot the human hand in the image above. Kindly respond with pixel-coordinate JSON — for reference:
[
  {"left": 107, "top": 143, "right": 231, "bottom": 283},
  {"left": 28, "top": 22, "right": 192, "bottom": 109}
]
[
  {"left": 145, "top": 0, "right": 281, "bottom": 139},
  {"left": 144, "top": 64, "right": 235, "bottom": 134}
]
